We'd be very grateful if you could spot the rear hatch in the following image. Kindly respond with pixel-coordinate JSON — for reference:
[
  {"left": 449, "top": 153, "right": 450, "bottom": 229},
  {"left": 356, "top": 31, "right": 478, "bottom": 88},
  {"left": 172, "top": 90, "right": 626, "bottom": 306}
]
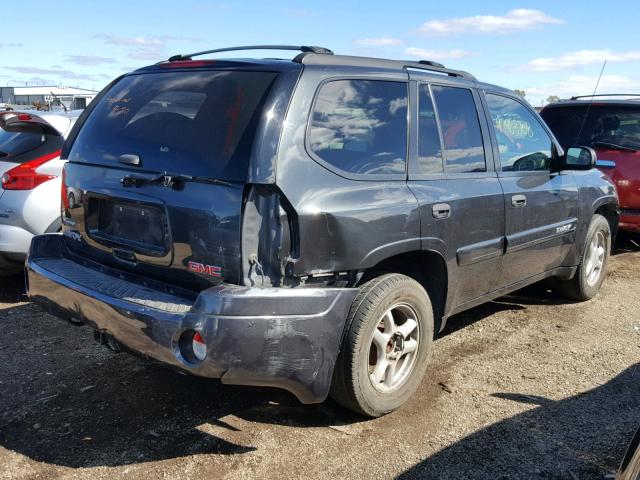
[
  {"left": 0, "top": 112, "right": 66, "bottom": 200},
  {"left": 62, "top": 66, "right": 282, "bottom": 291}
]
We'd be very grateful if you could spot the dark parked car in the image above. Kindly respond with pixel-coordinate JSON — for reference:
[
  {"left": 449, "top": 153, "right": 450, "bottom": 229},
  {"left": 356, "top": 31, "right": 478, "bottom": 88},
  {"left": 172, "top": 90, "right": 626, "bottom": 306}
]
[
  {"left": 541, "top": 95, "right": 640, "bottom": 233},
  {"left": 27, "top": 46, "right": 619, "bottom": 416}
]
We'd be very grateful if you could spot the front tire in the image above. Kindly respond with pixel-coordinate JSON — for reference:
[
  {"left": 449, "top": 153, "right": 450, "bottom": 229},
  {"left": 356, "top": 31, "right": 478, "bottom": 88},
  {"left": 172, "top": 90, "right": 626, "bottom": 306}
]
[
  {"left": 330, "top": 274, "right": 434, "bottom": 417},
  {"left": 556, "top": 214, "right": 611, "bottom": 301}
]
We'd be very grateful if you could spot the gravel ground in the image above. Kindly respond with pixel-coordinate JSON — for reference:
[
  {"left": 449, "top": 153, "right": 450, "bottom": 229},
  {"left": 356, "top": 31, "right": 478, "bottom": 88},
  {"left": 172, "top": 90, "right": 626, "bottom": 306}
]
[{"left": 0, "top": 235, "right": 638, "bottom": 480}]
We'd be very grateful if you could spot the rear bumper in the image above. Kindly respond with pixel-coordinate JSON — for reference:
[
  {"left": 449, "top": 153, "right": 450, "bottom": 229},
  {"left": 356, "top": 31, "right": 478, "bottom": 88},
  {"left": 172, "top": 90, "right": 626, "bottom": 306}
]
[
  {"left": 0, "top": 224, "right": 33, "bottom": 272},
  {"left": 620, "top": 209, "right": 640, "bottom": 233},
  {"left": 0, "top": 223, "right": 33, "bottom": 256},
  {"left": 27, "top": 234, "right": 357, "bottom": 403}
]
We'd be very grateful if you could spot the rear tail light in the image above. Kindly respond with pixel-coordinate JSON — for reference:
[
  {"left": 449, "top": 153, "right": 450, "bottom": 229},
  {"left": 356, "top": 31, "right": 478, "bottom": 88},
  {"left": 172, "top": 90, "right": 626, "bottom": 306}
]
[
  {"left": 1, "top": 150, "right": 61, "bottom": 190},
  {"left": 61, "top": 164, "right": 69, "bottom": 210}
]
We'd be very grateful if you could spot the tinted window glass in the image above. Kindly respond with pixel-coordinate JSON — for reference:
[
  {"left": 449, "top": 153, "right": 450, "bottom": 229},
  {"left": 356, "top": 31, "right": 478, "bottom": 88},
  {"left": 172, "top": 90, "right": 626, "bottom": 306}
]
[
  {"left": 541, "top": 105, "right": 640, "bottom": 151},
  {"left": 68, "top": 71, "right": 278, "bottom": 181},
  {"left": 432, "top": 86, "right": 485, "bottom": 173},
  {"left": 418, "top": 84, "right": 444, "bottom": 174},
  {"left": 0, "top": 128, "right": 62, "bottom": 164},
  {"left": 486, "top": 94, "right": 553, "bottom": 172},
  {"left": 309, "top": 80, "right": 407, "bottom": 175}
]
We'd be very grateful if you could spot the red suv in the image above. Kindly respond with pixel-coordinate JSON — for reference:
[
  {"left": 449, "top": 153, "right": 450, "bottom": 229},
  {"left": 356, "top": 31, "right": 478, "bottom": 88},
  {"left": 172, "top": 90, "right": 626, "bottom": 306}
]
[{"left": 541, "top": 96, "right": 640, "bottom": 233}]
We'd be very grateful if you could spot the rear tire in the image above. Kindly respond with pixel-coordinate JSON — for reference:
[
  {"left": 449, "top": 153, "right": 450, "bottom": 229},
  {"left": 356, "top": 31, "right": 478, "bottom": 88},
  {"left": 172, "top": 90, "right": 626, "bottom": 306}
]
[
  {"left": 556, "top": 214, "right": 611, "bottom": 301},
  {"left": 330, "top": 274, "right": 434, "bottom": 417}
]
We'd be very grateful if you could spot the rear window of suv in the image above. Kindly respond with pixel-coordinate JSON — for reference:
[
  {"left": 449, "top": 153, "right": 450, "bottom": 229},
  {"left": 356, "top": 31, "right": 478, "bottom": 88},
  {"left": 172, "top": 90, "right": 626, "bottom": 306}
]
[
  {"left": 0, "top": 126, "right": 63, "bottom": 164},
  {"left": 541, "top": 104, "right": 640, "bottom": 151},
  {"left": 68, "top": 70, "right": 278, "bottom": 181}
]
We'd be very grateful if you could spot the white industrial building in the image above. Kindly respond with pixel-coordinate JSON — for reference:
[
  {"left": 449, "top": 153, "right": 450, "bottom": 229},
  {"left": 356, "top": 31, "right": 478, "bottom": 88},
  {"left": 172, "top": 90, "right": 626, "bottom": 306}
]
[{"left": 0, "top": 85, "right": 98, "bottom": 110}]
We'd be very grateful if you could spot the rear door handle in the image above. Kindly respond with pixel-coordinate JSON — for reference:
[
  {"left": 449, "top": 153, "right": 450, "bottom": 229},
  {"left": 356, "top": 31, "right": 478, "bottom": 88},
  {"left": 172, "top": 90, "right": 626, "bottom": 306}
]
[
  {"left": 511, "top": 194, "right": 527, "bottom": 207},
  {"left": 432, "top": 203, "right": 451, "bottom": 219}
]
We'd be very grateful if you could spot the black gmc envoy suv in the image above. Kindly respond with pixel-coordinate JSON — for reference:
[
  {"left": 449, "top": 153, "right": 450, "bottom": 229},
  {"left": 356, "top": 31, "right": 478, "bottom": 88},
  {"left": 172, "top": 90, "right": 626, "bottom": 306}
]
[{"left": 26, "top": 46, "right": 619, "bottom": 416}]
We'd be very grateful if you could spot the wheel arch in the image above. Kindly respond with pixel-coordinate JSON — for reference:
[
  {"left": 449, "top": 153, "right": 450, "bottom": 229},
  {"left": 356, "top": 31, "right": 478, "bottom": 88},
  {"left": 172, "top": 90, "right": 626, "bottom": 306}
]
[
  {"left": 593, "top": 200, "right": 619, "bottom": 246},
  {"left": 358, "top": 249, "right": 449, "bottom": 334}
]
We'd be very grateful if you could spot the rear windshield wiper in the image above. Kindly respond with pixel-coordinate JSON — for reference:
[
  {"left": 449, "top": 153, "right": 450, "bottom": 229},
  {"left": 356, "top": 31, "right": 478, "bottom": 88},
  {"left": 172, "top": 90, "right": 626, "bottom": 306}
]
[
  {"left": 121, "top": 172, "right": 232, "bottom": 189},
  {"left": 591, "top": 141, "right": 640, "bottom": 152}
]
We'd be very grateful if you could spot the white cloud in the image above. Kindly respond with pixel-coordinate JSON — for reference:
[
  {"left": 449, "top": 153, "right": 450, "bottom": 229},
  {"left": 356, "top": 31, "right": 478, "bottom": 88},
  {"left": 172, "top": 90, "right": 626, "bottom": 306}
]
[
  {"left": 126, "top": 47, "right": 167, "bottom": 61},
  {"left": 6, "top": 66, "right": 71, "bottom": 75},
  {"left": 354, "top": 37, "right": 403, "bottom": 46},
  {"left": 405, "top": 47, "right": 476, "bottom": 60},
  {"left": 5, "top": 66, "right": 112, "bottom": 83},
  {"left": 523, "top": 49, "right": 640, "bottom": 72},
  {"left": 65, "top": 55, "right": 117, "bottom": 66},
  {"left": 416, "top": 9, "right": 563, "bottom": 36},
  {"left": 95, "top": 34, "right": 163, "bottom": 46},
  {"left": 524, "top": 74, "right": 640, "bottom": 105},
  {"left": 93, "top": 34, "right": 198, "bottom": 63}
]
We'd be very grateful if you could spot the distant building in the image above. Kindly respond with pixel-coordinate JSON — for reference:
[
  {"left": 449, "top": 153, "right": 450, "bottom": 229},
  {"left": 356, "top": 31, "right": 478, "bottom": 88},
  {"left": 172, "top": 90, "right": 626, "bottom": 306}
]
[{"left": 0, "top": 85, "right": 98, "bottom": 110}]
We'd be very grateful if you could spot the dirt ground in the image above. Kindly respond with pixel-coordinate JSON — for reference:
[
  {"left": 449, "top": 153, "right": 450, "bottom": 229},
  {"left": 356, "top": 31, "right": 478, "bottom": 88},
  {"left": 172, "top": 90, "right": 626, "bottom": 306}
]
[{"left": 0, "top": 236, "right": 638, "bottom": 480}]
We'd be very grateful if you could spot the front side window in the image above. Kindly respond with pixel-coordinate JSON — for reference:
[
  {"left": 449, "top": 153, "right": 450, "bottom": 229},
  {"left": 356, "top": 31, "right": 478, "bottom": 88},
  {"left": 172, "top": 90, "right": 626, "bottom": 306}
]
[
  {"left": 431, "top": 85, "right": 486, "bottom": 173},
  {"left": 308, "top": 79, "right": 408, "bottom": 175},
  {"left": 486, "top": 94, "right": 553, "bottom": 172}
]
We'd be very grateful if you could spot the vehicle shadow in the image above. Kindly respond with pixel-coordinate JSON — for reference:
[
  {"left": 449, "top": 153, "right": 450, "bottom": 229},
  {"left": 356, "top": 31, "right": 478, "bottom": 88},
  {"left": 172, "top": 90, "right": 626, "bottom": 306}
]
[
  {"left": 0, "top": 299, "right": 363, "bottom": 468},
  {"left": 614, "top": 231, "right": 640, "bottom": 254},
  {"left": 439, "top": 282, "right": 570, "bottom": 338},
  {"left": 0, "top": 273, "right": 26, "bottom": 304},
  {"left": 1, "top": 266, "right": 635, "bottom": 470},
  {"left": 398, "top": 362, "right": 640, "bottom": 479},
  {"left": 0, "top": 271, "right": 592, "bottom": 468}
]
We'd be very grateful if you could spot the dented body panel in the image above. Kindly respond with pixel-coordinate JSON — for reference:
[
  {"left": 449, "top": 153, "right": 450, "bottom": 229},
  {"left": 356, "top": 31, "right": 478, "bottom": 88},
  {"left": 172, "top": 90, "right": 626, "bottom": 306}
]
[{"left": 28, "top": 234, "right": 356, "bottom": 403}]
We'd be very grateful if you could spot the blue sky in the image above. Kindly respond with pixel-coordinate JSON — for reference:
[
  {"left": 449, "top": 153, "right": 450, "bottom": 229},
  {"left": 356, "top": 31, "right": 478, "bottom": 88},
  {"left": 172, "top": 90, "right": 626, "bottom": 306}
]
[{"left": 2, "top": 0, "right": 639, "bottom": 105}]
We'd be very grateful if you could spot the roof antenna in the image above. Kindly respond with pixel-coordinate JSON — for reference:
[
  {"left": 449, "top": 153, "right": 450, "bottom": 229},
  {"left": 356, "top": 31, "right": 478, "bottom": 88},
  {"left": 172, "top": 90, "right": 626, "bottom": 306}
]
[{"left": 574, "top": 59, "right": 607, "bottom": 145}]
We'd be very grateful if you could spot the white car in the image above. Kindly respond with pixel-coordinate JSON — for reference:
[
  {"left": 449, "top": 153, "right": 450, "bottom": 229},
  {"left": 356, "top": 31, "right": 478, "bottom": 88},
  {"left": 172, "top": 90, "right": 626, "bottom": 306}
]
[{"left": 0, "top": 110, "right": 80, "bottom": 274}]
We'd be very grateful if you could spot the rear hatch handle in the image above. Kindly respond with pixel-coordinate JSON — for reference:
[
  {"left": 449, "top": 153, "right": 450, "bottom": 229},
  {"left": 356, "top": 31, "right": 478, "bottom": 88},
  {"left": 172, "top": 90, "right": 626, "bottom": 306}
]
[
  {"left": 121, "top": 172, "right": 232, "bottom": 189},
  {"left": 118, "top": 154, "right": 141, "bottom": 166}
]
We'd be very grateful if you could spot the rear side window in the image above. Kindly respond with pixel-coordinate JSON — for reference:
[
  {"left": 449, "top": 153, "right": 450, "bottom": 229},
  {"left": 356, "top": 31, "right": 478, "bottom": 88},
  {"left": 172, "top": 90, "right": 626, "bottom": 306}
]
[
  {"left": 308, "top": 79, "right": 408, "bottom": 175},
  {"left": 0, "top": 127, "right": 63, "bottom": 164},
  {"left": 431, "top": 86, "right": 486, "bottom": 173},
  {"left": 68, "top": 71, "right": 278, "bottom": 181}
]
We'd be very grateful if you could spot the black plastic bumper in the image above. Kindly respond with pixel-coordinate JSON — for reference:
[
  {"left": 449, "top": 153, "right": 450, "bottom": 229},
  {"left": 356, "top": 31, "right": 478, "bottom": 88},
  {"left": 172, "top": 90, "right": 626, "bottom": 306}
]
[{"left": 26, "top": 234, "right": 357, "bottom": 403}]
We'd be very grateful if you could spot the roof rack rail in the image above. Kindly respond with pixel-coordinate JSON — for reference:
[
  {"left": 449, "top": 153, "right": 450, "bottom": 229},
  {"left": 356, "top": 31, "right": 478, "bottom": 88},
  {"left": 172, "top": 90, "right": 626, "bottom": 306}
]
[
  {"left": 299, "top": 53, "right": 476, "bottom": 80},
  {"left": 405, "top": 61, "right": 476, "bottom": 81},
  {"left": 570, "top": 93, "right": 640, "bottom": 100},
  {"left": 167, "top": 45, "right": 333, "bottom": 62},
  {"left": 418, "top": 60, "right": 445, "bottom": 69}
]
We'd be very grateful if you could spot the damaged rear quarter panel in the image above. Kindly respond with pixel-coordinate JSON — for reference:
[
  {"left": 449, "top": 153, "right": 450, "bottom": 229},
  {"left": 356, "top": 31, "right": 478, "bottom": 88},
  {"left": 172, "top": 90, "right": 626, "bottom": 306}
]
[{"left": 272, "top": 66, "right": 421, "bottom": 278}]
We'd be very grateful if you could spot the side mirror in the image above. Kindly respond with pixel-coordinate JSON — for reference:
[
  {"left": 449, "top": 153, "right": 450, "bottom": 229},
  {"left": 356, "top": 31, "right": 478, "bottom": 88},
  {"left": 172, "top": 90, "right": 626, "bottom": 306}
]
[
  {"left": 596, "top": 159, "right": 617, "bottom": 169},
  {"left": 564, "top": 146, "right": 597, "bottom": 170}
]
